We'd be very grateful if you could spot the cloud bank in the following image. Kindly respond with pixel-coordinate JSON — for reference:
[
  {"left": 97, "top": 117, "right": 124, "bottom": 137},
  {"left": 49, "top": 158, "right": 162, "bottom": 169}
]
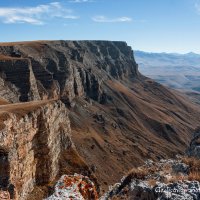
[
  {"left": 0, "top": 2, "right": 79, "bottom": 25},
  {"left": 92, "top": 16, "right": 132, "bottom": 23}
]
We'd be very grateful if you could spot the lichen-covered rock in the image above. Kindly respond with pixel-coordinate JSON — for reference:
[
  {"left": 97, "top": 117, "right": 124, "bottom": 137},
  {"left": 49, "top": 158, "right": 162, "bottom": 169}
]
[{"left": 46, "top": 174, "right": 98, "bottom": 200}]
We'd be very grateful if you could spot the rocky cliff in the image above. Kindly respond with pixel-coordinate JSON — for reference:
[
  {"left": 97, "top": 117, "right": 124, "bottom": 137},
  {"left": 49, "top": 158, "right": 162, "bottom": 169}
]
[
  {"left": 0, "top": 41, "right": 138, "bottom": 104},
  {"left": 0, "top": 100, "right": 73, "bottom": 199},
  {"left": 1, "top": 40, "right": 200, "bottom": 199}
]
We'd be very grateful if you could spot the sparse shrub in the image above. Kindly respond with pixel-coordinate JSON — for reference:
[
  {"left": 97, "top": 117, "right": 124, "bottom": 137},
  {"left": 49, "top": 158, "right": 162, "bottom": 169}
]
[
  {"left": 188, "top": 171, "right": 200, "bottom": 182},
  {"left": 181, "top": 157, "right": 200, "bottom": 182}
]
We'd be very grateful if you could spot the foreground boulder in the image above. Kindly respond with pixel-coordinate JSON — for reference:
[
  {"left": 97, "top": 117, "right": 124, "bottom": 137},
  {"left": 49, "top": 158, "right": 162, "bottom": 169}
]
[{"left": 46, "top": 174, "right": 98, "bottom": 200}]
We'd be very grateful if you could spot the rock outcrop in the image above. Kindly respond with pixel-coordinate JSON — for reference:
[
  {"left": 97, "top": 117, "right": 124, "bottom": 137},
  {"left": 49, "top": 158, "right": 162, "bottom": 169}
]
[
  {"left": 101, "top": 158, "right": 200, "bottom": 200},
  {"left": 187, "top": 128, "right": 200, "bottom": 159},
  {"left": 0, "top": 100, "right": 72, "bottom": 199}
]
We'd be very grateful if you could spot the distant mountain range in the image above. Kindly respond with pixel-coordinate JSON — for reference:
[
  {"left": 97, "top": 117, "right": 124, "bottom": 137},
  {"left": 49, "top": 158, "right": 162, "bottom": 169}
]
[{"left": 134, "top": 51, "right": 200, "bottom": 93}]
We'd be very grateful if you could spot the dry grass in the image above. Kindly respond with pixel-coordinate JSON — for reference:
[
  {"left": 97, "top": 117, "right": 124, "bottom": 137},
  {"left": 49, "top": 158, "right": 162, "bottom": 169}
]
[
  {"left": 147, "top": 179, "right": 157, "bottom": 186},
  {"left": 0, "top": 54, "right": 24, "bottom": 60},
  {"left": 188, "top": 171, "right": 200, "bottom": 182},
  {"left": 167, "top": 175, "right": 186, "bottom": 183},
  {"left": 182, "top": 157, "right": 200, "bottom": 182},
  {"left": 27, "top": 186, "right": 49, "bottom": 200},
  {"left": 0, "top": 100, "right": 55, "bottom": 117},
  {"left": 162, "top": 163, "right": 172, "bottom": 172},
  {"left": 126, "top": 164, "right": 162, "bottom": 182},
  {"left": 60, "top": 148, "right": 89, "bottom": 175},
  {"left": 0, "top": 98, "right": 10, "bottom": 105},
  {"left": 182, "top": 157, "right": 200, "bottom": 168},
  {"left": 127, "top": 168, "right": 149, "bottom": 180},
  {"left": 162, "top": 157, "right": 200, "bottom": 183},
  {"left": 0, "top": 40, "right": 48, "bottom": 46}
]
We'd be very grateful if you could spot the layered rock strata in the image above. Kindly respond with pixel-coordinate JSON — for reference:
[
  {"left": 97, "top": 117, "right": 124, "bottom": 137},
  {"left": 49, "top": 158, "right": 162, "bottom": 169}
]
[{"left": 0, "top": 41, "right": 138, "bottom": 104}]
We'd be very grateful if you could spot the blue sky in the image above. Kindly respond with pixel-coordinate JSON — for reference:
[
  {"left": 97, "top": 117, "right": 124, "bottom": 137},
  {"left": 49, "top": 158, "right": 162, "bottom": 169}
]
[{"left": 0, "top": 0, "right": 200, "bottom": 53}]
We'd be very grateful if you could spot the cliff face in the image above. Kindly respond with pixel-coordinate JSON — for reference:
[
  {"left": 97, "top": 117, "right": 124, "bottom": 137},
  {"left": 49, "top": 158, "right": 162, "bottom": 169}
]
[
  {"left": 0, "top": 100, "right": 72, "bottom": 199},
  {"left": 0, "top": 57, "right": 40, "bottom": 102},
  {"left": 0, "top": 41, "right": 200, "bottom": 199},
  {"left": 0, "top": 41, "right": 138, "bottom": 104}
]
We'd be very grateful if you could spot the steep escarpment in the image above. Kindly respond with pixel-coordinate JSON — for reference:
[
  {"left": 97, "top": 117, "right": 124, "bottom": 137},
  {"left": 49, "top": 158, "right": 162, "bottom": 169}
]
[
  {"left": 1, "top": 41, "right": 200, "bottom": 197},
  {"left": 0, "top": 41, "right": 138, "bottom": 104}
]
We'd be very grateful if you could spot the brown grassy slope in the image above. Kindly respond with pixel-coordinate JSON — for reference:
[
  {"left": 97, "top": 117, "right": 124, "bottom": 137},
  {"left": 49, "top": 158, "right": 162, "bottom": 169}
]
[
  {"left": 0, "top": 98, "right": 9, "bottom": 105},
  {"left": 0, "top": 54, "right": 24, "bottom": 60},
  {"left": 0, "top": 40, "right": 51, "bottom": 46},
  {"left": 0, "top": 100, "right": 55, "bottom": 122},
  {"left": 70, "top": 77, "right": 200, "bottom": 193}
]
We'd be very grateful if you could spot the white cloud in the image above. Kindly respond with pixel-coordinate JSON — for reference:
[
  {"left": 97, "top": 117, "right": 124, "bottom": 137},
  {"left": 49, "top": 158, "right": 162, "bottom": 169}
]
[
  {"left": 92, "top": 16, "right": 132, "bottom": 23},
  {"left": 0, "top": 2, "right": 79, "bottom": 25},
  {"left": 69, "top": 0, "right": 93, "bottom": 3}
]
